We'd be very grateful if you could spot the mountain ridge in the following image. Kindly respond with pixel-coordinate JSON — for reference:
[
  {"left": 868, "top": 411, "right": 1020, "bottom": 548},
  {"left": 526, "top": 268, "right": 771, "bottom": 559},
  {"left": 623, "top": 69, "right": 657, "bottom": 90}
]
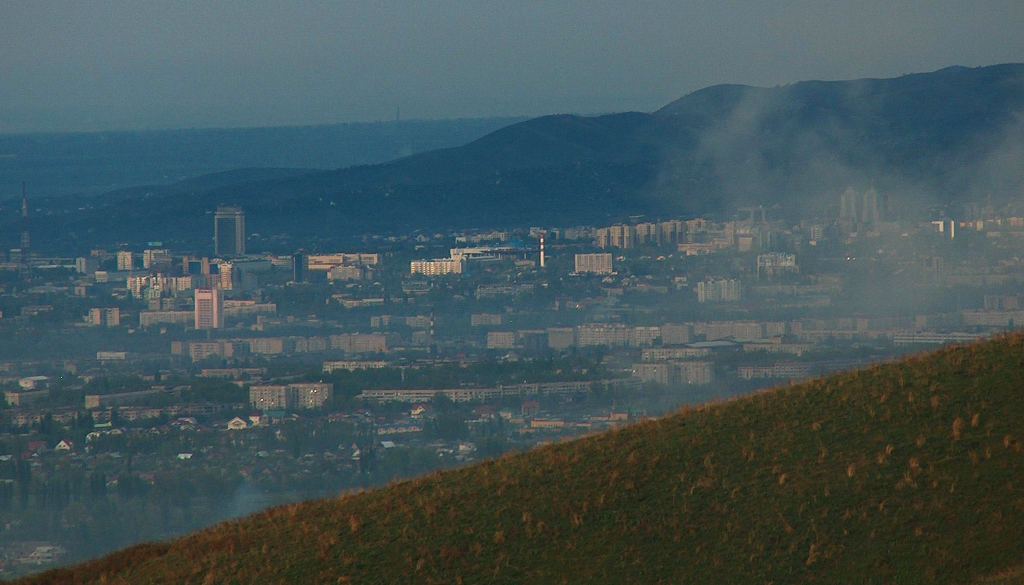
[
  {"left": 0, "top": 117, "right": 526, "bottom": 200},
  {"left": 11, "top": 63, "right": 1024, "bottom": 252}
]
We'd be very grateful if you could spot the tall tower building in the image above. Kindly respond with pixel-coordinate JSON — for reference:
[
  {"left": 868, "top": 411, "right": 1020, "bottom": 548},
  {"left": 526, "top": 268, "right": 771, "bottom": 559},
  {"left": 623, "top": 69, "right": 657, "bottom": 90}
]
[
  {"left": 217, "top": 262, "right": 235, "bottom": 290},
  {"left": 292, "top": 252, "right": 307, "bottom": 283},
  {"left": 20, "top": 183, "right": 30, "bottom": 254},
  {"left": 116, "top": 251, "right": 134, "bottom": 272},
  {"left": 839, "top": 187, "right": 859, "bottom": 228},
  {"left": 194, "top": 288, "right": 224, "bottom": 330},
  {"left": 214, "top": 206, "right": 246, "bottom": 257},
  {"left": 861, "top": 188, "right": 881, "bottom": 227}
]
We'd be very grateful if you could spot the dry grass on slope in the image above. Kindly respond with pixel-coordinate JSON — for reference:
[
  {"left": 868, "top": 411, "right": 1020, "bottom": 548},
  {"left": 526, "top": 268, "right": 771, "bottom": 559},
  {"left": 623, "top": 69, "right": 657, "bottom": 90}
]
[{"left": 15, "top": 335, "right": 1024, "bottom": 585}]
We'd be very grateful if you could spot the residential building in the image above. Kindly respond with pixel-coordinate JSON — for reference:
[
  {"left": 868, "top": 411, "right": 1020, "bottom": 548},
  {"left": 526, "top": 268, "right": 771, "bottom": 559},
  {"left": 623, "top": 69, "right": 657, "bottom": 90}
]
[
  {"left": 660, "top": 323, "right": 693, "bottom": 345},
  {"left": 547, "top": 328, "right": 575, "bottom": 350},
  {"left": 695, "top": 278, "right": 742, "bottom": 303},
  {"left": 139, "top": 310, "right": 192, "bottom": 327},
  {"left": 576, "top": 324, "right": 631, "bottom": 347},
  {"left": 756, "top": 253, "right": 799, "bottom": 278},
  {"left": 116, "top": 250, "right": 134, "bottom": 271},
  {"left": 250, "top": 383, "right": 333, "bottom": 411},
  {"left": 410, "top": 258, "right": 464, "bottom": 276},
  {"left": 323, "top": 360, "right": 387, "bottom": 373},
  {"left": 329, "top": 333, "right": 388, "bottom": 354},
  {"left": 574, "top": 253, "right": 613, "bottom": 275},
  {"left": 88, "top": 307, "right": 121, "bottom": 327},
  {"left": 194, "top": 288, "right": 223, "bottom": 330},
  {"left": 142, "top": 248, "right": 172, "bottom": 269},
  {"left": 471, "top": 313, "right": 504, "bottom": 327},
  {"left": 486, "top": 331, "right": 516, "bottom": 350}
]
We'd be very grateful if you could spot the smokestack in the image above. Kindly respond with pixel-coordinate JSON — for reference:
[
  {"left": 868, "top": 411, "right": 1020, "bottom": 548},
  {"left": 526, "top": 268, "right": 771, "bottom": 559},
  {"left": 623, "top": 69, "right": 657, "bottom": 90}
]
[{"left": 539, "top": 233, "right": 546, "bottom": 269}]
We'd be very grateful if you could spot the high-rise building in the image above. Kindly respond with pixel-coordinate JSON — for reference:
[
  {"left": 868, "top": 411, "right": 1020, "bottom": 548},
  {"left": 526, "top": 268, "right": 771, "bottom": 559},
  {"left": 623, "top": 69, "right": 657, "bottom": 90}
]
[
  {"left": 635, "top": 222, "right": 658, "bottom": 245},
  {"left": 142, "top": 249, "right": 171, "bottom": 269},
  {"left": 608, "top": 225, "right": 636, "bottom": 249},
  {"left": 194, "top": 288, "right": 223, "bottom": 330},
  {"left": 659, "top": 220, "right": 685, "bottom": 245},
  {"left": 116, "top": 251, "right": 134, "bottom": 272},
  {"left": 838, "top": 187, "right": 883, "bottom": 233},
  {"left": 292, "top": 252, "right": 307, "bottom": 283},
  {"left": 214, "top": 206, "right": 246, "bottom": 257},
  {"left": 839, "top": 187, "right": 860, "bottom": 228},
  {"left": 217, "top": 262, "right": 235, "bottom": 290},
  {"left": 861, "top": 188, "right": 881, "bottom": 227},
  {"left": 75, "top": 257, "right": 98, "bottom": 275},
  {"left": 89, "top": 308, "right": 121, "bottom": 327},
  {"left": 20, "top": 183, "right": 30, "bottom": 256},
  {"left": 695, "top": 278, "right": 742, "bottom": 303}
]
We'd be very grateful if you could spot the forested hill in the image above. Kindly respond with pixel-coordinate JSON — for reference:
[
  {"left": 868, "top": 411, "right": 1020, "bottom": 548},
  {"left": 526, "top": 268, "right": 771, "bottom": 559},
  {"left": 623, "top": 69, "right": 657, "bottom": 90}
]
[{"left": 11, "top": 63, "right": 1024, "bottom": 252}]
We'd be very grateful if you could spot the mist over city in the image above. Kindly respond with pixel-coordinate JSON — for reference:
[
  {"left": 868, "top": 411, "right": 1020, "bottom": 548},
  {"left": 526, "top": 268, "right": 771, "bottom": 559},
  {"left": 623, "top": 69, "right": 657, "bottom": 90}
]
[{"left": 1, "top": 2, "right": 1023, "bottom": 583}]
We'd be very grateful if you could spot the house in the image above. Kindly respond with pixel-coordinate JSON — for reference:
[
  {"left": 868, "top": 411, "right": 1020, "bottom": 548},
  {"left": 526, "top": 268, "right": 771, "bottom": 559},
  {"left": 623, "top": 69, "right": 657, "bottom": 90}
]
[
  {"left": 226, "top": 417, "right": 249, "bottom": 431},
  {"left": 170, "top": 417, "right": 199, "bottom": 430},
  {"left": 176, "top": 452, "right": 193, "bottom": 460},
  {"left": 472, "top": 405, "right": 497, "bottom": 418},
  {"left": 18, "top": 376, "right": 50, "bottom": 390},
  {"left": 23, "top": 440, "right": 48, "bottom": 458},
  {"left": 24, "top": 544, "right": 66, "bottom": 565},
  {"left": 53, "top": 440, "right": 74, "bottom": 452}
]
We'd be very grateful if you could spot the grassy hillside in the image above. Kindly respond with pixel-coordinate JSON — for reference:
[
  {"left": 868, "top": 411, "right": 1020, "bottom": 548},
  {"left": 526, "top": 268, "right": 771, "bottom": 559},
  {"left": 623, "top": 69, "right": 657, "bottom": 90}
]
[{"left": 17, "top": 335, "right": 1024, "bottom": 584}]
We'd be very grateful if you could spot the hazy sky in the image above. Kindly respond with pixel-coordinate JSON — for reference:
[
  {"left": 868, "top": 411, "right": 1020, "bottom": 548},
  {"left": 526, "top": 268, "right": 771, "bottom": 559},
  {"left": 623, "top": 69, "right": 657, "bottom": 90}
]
[{"left": 2, "top": 1, "right": 1023, "bottom": 133}]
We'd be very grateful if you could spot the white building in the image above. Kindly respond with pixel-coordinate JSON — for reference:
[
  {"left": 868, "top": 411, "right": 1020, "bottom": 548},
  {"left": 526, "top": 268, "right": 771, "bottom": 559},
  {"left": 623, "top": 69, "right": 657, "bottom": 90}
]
[
  {"left": 194, "top": 288, "right": 223, "bottom": 330},
  {"left": 410, "top": 258, "right": 464, "bottom": 276},
  {"left": 756, "top": 253, "right": 799, "bottom": 278},
  {"left": 574, "top": 253, "right": 613, "bottom": 275},
  {"left": 116, "top": 250, "right": 134, "bottom": 271},
  {"left": 695, "top": 278, "right": 742, "bottom": 303}
]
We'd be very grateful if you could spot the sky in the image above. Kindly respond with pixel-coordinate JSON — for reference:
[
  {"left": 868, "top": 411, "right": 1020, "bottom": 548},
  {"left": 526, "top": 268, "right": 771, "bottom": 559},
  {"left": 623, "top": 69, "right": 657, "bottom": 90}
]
[{"left": 2, "top": 1, "right": 1023, "bottom": 134}]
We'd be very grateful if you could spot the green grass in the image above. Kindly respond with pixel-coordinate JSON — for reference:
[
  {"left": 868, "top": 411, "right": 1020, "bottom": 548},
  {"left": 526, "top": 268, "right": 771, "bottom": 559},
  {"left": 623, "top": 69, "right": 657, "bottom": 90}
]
[{"left": 15, "top": 335, "right": 1024, "bottom": 584}]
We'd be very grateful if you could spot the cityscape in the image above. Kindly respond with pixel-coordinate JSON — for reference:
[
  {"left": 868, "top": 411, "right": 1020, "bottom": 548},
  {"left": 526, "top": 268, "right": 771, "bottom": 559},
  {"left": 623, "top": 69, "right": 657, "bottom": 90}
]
[
  {"left": 1, "top": 182, "right": 1022, "bottom": 574},
  {"left": 2, "top": 3, "right": 1024, "bottom": 581}
]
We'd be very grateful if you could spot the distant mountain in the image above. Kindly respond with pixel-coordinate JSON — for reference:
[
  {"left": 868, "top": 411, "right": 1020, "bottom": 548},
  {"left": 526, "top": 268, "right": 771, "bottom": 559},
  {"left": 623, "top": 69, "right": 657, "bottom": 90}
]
[
  {"left": 20, "top": 335, "right": 1024, "bottom": 584},
  {"left": 0, "top": 117, "right": 525, "bottom": 199},
  {"left": 9, "top": 64, "right": 1024, "bottom": 252}
]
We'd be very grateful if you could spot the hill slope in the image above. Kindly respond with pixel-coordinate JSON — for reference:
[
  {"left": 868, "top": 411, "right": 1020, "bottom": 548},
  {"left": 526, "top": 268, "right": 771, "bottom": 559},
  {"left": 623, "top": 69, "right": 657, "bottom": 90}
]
[
  {"left": 0, "top": 117, "right": 525, "bottom": 199},
  {"left": 16, "top": 63, "right": 1024, "bottom": 252},
  {"left": 18, "top": 335, "right": 1024, "bottom": 584}
]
